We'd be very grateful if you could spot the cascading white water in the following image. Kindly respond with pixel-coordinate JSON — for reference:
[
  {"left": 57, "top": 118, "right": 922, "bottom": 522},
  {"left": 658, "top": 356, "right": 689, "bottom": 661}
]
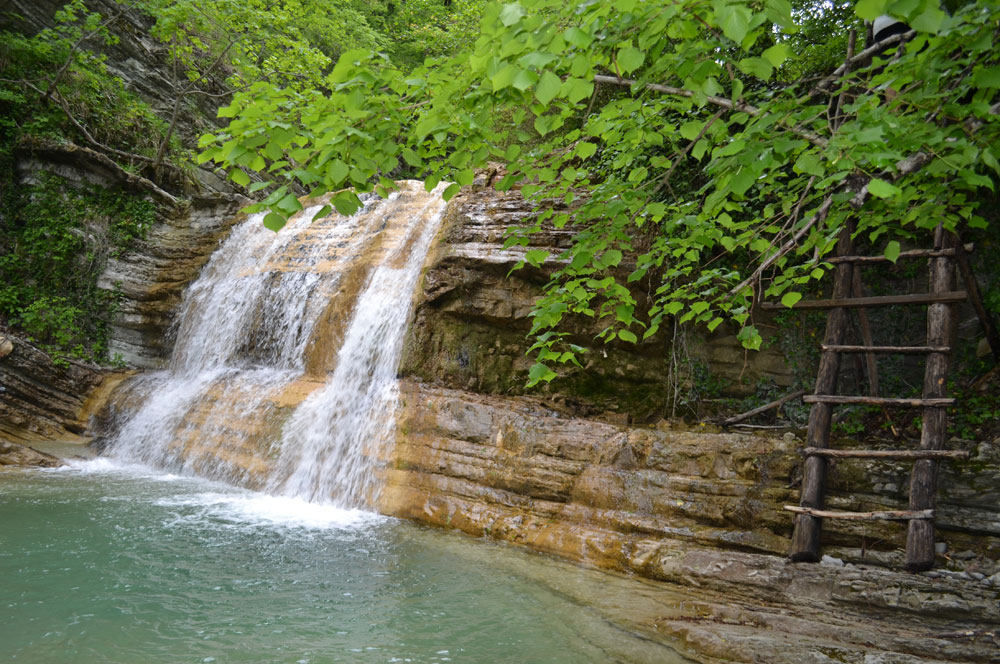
[{"left": 104, "top": 181, "right": 446, "bottom": 506}]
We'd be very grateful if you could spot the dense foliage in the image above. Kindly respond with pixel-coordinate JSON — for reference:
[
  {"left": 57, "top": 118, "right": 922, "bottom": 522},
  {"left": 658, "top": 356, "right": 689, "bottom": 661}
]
[
  {"left": 0, "top": 0, "right": 474, "bottom": 362},
  {"left": 202, "top": 0, "right": 1000, "bottom": 384}
]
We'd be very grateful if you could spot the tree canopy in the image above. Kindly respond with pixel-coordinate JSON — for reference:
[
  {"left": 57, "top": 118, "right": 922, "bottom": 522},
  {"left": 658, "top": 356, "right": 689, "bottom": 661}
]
[{"left": 200, "top": 0, "right": 1000, "bottom": 384}]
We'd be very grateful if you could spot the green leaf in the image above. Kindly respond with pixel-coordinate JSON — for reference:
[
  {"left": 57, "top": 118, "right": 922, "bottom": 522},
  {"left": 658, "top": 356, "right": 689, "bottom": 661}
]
[
  {"left": 761, "top": 43, "right": 790, "bottom": 67},
  {"left": 442, "top": 182, "right": 462, "bottom": 201},
  {"left": 525, "top": 249, "right": 549, "bottom": 266},
  {"left": 884, "top": 240, "right": 901, "bottom": 263},
  {"left": 326, "top": 159, "right": 350, "bottom": 185},
  {"left": 737, "top": 324, "right": 762, "bottom": 350},
  {"left": 276, "top": 193, "right": 302, "bottom": 215},
  {"left": 576, "top": 142, "right": 597, "bottom": 159},
  {"left": 737, "top": 57, "right": 773, "bottom": 80},
  {"left": 854, "top": 0, "right": 887, "bottom": 21},
  {"left": 527, "top": 362, "right": 557, "bottom": 386},
  {"left": 230, "top": 169, "right": 250, "bottom": 187},
  {"left": 457, "top": 169, "right": 475, "bottom": 186},
  {"left": 973, "top": 66, "right": 1000, "bottom": 89},
  {"left": 601, "top": 249, "right": 623, "bottom": 267},
  {"left": 310, "top": 205, "right": 333, "bottom": 222},
  {"left": 491, "top": 64, "right": 519, "bottom": 90},
  {"left": 512, "top": 68, "right": 539, "bottom": 91},
  {"left": 780, "top": 291, "right": 802, "bottom": 308},
  {"left": 248, "top": 181, "right": 271, "bottom": 193},
  {"left": 867, "top": 178, "right": 901, "bottom": 199},
  {"left": 716, "top": 3, "right": 751, "bottom": 44},
  {"left": 617, "top": 47, "right": 645, "bottom": 74},
  {"left": 499, "top": 3, "right": 524, "bottom": 27},
  {"left": 910, "top": 6, "right": 945, "bottom": 33},
  {"left": 332, "top": 191, "right": 362, "bottom": 216},
  {"left": 262, "top": 212, "right": 286, "bottom": 232},
  {"left": 563, "top": 77, "right": 593, "bottom": 104},
  {"left": 564, "top": 27, "right": 592, "bottom": 49},
  {"left": 618, "top": 329, "right": 637, "bottom": 343},
  {"left": 794, "top": 152, "right": 825, "bottom": 177},
  {"left": 535, "top": 71, "right": 562, "bottom": 105}
]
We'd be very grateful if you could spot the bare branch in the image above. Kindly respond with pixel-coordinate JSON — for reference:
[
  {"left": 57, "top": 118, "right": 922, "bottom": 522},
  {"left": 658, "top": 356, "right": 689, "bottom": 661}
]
[{"left": 728, "top": 194, "right": 833, "bottom": 297}]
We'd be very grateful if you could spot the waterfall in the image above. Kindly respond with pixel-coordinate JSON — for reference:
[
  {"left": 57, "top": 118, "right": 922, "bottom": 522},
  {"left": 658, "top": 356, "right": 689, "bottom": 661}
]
[{"left": 103, "top": 181, "right": 446, "bottom": 507}]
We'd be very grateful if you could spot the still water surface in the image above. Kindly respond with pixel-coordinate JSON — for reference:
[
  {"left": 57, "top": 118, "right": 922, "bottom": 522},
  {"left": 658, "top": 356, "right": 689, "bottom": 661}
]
[{"left": 1, "top": 460, "right": 688, "bottom": 664}]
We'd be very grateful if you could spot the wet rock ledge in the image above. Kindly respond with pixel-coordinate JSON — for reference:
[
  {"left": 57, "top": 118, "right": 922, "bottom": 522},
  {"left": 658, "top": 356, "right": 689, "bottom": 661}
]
[{"left": 379, "top": 382, "right": 1000, "bottom": 663}]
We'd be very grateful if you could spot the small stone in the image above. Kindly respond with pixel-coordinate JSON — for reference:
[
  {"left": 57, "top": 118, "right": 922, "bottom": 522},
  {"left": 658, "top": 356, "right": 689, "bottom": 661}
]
[
  {"left": 883, "top": 483, "right": 898, "bottom": 493},
  {"left": 820, "top": 555, "right": 844, "bottom": 567},
  {"left": 0, "top": 335, "right": 13, "bottom": 358},
  {"left": 934, "top": 542, "right": 948, "bottom": 555},
  {"left": 987, "top": 573, "right": 1000, "bottom": 587},
  {"left": 970, "top": 572, "right": 986, "bottom": 581},
  {"left": 954, "top": 550, "right": 976, "bottom": 560}
]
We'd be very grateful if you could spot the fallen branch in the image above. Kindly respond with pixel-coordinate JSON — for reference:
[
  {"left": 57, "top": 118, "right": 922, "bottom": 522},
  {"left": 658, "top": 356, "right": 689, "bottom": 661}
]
[{"left": 721, "top": 389, "right": 807, "bottom": 426}]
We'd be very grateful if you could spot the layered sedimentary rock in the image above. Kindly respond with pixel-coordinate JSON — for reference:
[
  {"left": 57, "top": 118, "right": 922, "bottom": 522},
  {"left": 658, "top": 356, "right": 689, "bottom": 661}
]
[
  {"left": 0, "top": 440, "right": 63, "bottom": 467},
  {"left": 379, "top": 381, "right": 1000, "bottom": 663},
  {"left": 0, "top": 334, "right": 107, "bottom": 444},
  {"left": 97, "top": 193, "right": 247, "bottom": 367},
  {"left": 14, "top": 143, "right": 248, "bottom": 368}
]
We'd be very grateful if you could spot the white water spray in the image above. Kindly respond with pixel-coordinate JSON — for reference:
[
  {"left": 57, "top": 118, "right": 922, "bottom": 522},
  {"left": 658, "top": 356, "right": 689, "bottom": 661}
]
[{"left": 104, "top": 182, "right": 446, "bottom": 506}]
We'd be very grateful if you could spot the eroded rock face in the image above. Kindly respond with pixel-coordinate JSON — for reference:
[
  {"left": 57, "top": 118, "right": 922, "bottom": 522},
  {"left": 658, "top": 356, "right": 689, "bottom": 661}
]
[
  {"left": 0, "top": 334, "right": 106, "bottom": 444},
  {"left": 98, "top": 194, "right": 247, "bottom": 367},
  {"left": 13, "top": 143, "right": 248, "bottom": 368},
  {"left": 379, "top": 381, "right": 1000, "bottom": 663}
]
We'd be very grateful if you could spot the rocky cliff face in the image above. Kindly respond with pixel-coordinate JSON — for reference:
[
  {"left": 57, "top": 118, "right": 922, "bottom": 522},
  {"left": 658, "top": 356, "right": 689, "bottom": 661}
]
[{"left": 14, "top": 143, "right": 247, "bottom": 368}]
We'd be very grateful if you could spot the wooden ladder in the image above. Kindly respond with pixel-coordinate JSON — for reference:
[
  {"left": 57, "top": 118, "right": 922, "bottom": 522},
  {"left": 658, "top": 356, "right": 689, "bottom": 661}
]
[{"left": 764, "top": 224, "right": 970, "bottom": 571}]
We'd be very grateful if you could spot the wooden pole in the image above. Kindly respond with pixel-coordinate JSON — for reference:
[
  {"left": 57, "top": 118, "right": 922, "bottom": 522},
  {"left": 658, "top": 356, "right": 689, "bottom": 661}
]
[
  {"left": 905, "top": 227, "right": 954, "bottom": 572},
  {"left": 785, "top": 506, "right": 933, "bottom": 521},
  {"left": 803, "top": 447, "right": 969, "bottom": 460},
  {"left": 790, "top": 226, "right": 854, "bottom": 562}
]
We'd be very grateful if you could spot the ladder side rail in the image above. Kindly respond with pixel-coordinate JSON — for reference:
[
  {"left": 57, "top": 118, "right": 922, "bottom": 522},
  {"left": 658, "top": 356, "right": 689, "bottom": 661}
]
[
  {"left": 789, "top": 226, "right": 855, "bottom": 562},
  {"left": 905, "top": 228, "right": 955, "bottom": 572}
]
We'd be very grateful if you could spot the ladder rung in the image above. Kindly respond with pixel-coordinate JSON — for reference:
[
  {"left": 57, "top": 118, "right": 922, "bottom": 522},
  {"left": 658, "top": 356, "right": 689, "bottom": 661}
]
[
  {"left": 784, "top": 506, "right": 934, "bottom": 521},
  {"left": 762, "top": 291, "right": 967, "bottom": 310},
  {"left": 802, "top": 447, "right": 970, "bottom": 460},
  {"left": 826, "top": 249, "right": 956, "bottom": 264},
  {"left": 821, "top": 344, "right": 950, "bottom": 354},
  {"left": 803, "top": 395, "right": 955, "bottom": 407}
]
